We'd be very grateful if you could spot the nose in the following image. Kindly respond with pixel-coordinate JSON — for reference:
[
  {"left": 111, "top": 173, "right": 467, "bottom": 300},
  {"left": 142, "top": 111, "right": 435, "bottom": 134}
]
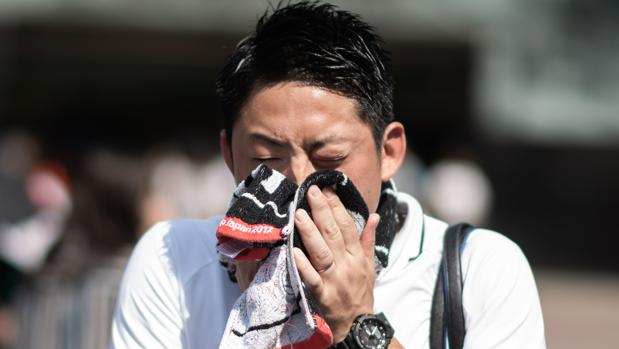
[{"left": 282, "top": 155, "right": 316, "bottom": 186}]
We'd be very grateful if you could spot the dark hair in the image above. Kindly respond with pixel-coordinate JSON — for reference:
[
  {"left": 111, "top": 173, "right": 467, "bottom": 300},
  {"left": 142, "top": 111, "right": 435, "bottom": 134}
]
[{"left": 216, "top": 1, "right": 394, "bottom": 148}]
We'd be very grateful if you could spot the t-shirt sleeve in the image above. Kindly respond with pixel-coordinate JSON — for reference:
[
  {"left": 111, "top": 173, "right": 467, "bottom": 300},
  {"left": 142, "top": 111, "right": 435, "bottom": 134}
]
[
  {"left": 461, "top": 229, "right": 546, "bottom": 349},
  {"left": 110, "top": 222, "right": 185, "bottom": 349}
]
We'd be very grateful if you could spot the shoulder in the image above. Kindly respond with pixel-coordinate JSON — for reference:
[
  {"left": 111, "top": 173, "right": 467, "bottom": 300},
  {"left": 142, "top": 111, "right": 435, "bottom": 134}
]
[
  {"left": 420, "top": 215, "right": 528, "bottom": 276},
  {"left": 129, "top": 217, "right": 223, "bottom": 285},
  {"left": 460, "top": 227, "right": 540, "bottom": 303},
  {"left": 461, "top": 228, "right": 530, "bottom": 283},
  {"left": 460, "top": 229, "right": 546, "bottom": 348},
  {"left": 388, "top": 192, "right": 544, "bottom": 346},
  {"left": 111, "top": 216, "right": 227, "bottom": 348},
  {"left": 465, "top": 227, "right": 521, "bottom": 252},
  {"left": 429, "top": 223, "right": 545, "bottom": 347},
  {"left": 427, "top": 224, "right": 535, "bottom": 300}
]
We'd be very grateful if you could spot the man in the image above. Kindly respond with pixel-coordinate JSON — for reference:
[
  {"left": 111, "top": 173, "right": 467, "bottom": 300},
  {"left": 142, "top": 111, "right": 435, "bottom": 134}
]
[{"left": 111, "top": 2, "right": 545, "bottom": 348}]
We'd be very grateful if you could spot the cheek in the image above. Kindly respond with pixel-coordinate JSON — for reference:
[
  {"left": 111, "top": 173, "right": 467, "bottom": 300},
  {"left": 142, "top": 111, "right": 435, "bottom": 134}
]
[
  {"left": 356, "top": 174, "right": 382, "bottom": 213},
  {"left": 341, "top": 158, "right": 382, "bottom": 213},
  {"left": 230, "top": 149, "right": 258, "bottom": 184},
  {"left": 230, "top": 130, "right": 256, "bottom": 183}
]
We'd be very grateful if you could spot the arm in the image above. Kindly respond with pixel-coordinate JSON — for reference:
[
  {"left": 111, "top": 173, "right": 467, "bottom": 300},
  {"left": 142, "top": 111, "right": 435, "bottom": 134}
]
[{"left": 110, "top": 223, "right": 184, "bottom": 349}]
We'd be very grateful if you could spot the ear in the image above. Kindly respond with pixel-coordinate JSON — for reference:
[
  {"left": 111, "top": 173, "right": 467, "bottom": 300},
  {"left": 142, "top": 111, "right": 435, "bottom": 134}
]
[
  {"left": 220, "top": 129, "right": 234, "bottom": 173},
  {"left": 380, "top": 122, "right": 407, "bottom": 182}
]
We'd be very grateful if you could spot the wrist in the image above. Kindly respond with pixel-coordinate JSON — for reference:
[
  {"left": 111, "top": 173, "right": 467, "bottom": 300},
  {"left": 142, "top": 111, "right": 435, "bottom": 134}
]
[
  {"left": 337, "top": 312, "right": 394, "bottom": 349},
  {"left": 332, "top": 305, "right": 374, "bottom": 343}
]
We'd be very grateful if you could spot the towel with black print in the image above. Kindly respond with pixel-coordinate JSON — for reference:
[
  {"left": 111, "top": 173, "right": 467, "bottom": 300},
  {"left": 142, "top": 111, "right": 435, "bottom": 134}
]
[
  {"left": 293, "top": 169, "right": 369, "bottom": 247},
  {"left": 373, "top": 180, "right": 398, "bottom": 270},
  {"left": 217, "top": 164, "right": 399, "bottom": 349},
  {"left": 218, "top": 165, "right": 344, "bottom": 349},
  {"left": 217, "top": 164, "right": 296, "bottom": 261},
  {"left": 293, "top": 174, "right": 398, "bottom": 274}
]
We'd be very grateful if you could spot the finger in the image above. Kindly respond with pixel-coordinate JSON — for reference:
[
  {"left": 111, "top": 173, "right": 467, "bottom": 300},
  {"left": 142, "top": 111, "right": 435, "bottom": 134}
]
[
  {"left": 295, "top": 208, "right": 336, "bottom": 274},
  {"left": 322, "top": 187, "right": 363, "bottom": 255},
  {"left": 360, "top": 213, "right": 380, "bottom": 260},
  {"left": 306, "top": 185, "right": 346, "bottom": 254},
  {"left": 293, "top": 247, "right": 323, "bottom": 294}
]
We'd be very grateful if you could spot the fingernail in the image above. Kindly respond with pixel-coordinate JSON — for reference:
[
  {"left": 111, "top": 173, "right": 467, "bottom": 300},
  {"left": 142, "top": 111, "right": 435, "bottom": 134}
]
[
  {"left": 371, "top": 213, "right": 381, "bottom": 224},
  {"left": 295, "top": 209, "right": 307, "bottom": 222},
  {"left": 308, "top": 185, "right": 320, "bottom": 197}
]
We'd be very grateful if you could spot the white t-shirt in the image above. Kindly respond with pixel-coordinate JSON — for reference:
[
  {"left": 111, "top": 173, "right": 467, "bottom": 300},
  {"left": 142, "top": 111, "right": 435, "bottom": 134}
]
[{"left": 110, "top": 193, "right": 545, "bottom": 348}]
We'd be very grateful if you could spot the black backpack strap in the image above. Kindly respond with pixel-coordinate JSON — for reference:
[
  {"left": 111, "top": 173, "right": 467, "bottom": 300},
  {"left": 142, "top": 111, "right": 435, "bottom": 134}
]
[{"left": 430, "top": 223, "right": 473, "bottom": 349}]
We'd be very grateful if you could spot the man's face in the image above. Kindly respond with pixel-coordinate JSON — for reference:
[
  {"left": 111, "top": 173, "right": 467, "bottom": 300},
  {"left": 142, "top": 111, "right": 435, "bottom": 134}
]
[
  {"left": 224, "top": 81, "right": 385, "bottom": 212},
  {"left": 221, "top": 81, "right": 405, "bottom": 291}
]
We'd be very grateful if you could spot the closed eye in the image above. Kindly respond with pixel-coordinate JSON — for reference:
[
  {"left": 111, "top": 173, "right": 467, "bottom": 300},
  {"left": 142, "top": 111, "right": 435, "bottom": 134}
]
[
  {"left": 252, "top": 157, "right": 281, "bottom": 163},
  {"left": 313, "top": 156, "right": 346, "bottom": 169},
  {"left": 316, "top": 157, "right": 344, "bottom": 163}
]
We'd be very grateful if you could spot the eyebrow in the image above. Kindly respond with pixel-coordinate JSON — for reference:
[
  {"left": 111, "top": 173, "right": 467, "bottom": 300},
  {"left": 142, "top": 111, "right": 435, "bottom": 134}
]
[
  {"left": 248, "top": 133, "right": 287, "bottom": 147},
  {"left": 303, "top": 134, "right": 347, "bottom": 151},
  {"left": 248, "top": 132, "right": 350, "bottom": 150}
]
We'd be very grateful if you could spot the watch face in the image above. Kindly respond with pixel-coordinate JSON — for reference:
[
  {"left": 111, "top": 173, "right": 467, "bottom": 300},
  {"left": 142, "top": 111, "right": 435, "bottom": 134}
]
[{"left": 354, "top": 317, "right": 388, "bottom": 349}]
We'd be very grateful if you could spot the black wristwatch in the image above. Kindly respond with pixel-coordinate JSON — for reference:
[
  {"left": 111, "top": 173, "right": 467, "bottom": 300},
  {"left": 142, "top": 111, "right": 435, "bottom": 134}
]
[{"left": 339, "top": 312, "right": 395, "bottom": 349}]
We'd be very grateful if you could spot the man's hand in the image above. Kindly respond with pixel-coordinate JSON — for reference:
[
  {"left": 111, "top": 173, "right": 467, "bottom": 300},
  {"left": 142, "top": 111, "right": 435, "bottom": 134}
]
[{"left": 293, "top": 185, "right": 381, "bottom": 344}]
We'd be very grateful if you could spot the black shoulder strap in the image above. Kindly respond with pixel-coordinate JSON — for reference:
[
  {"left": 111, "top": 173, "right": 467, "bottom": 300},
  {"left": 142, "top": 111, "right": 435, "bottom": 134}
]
[{"left": 429, "top": 223, "right": 472, "bottom": 349}]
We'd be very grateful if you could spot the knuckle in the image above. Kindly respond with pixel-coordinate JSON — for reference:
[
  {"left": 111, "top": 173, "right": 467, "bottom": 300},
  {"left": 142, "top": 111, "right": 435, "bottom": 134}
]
[
  {"left": 325, "top": 193, "right": 341, "bottom": 207},
  {"left": 314, "top": 255, "right": 335, "bottom": 275},
  {"left": 338, "top": 216, "right": 355, "bottom": 232},
  {"left": 315, "top": 199, "right": 330, "bottom": 212},
  {"left": 314, "top": 248, "right": 332, "bottom": 265},
  {"left": 306, "top": 276, "right": 323, "bottom": 292},
  {"left": 323, "top": 221, "right": 340, "bottom": 238}
]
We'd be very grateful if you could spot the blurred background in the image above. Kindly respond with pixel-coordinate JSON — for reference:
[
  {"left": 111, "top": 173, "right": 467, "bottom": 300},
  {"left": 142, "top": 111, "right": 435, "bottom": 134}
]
[{"left": 0, "top": 0, "right": 617, "bottom": 348}]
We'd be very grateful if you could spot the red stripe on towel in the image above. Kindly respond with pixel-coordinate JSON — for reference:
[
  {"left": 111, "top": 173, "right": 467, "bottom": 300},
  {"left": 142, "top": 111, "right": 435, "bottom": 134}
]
[{"left": 216, "top": 216, "right": 282, "bottom": 242}]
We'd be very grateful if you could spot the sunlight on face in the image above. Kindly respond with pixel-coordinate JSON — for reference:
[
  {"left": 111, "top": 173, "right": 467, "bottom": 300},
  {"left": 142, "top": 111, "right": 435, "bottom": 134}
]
[
  {"left": 225, "top": 82, "right": 397, "bottom": 291},
  {"left": 229, "top": 82, "right": 384, "bottom": 212}
]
